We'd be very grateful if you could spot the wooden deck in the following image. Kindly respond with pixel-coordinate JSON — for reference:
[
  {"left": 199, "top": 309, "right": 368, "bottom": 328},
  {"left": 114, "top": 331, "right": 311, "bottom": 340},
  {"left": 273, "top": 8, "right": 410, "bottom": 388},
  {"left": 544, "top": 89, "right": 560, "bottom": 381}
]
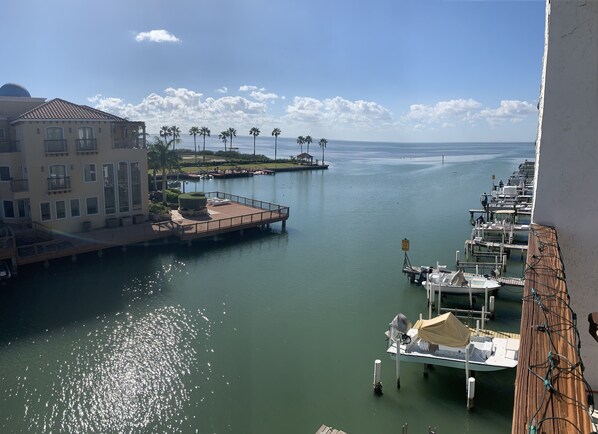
[
  {"left": 12, "top": 192, "right": 289, "bottom": 269},
  {"left": 512, "top": 224, "right": 593, "bottom": 434}
]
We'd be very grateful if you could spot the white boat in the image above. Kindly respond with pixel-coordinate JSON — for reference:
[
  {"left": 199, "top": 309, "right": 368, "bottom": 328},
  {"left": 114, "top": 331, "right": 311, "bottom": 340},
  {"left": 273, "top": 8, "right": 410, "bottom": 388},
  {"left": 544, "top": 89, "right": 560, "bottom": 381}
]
[
  {"left": 422, "top": 267, "right": 500, "bottom": 296},
  {"left": 386, "top": 312, "right": 519, "bottom": 371}
]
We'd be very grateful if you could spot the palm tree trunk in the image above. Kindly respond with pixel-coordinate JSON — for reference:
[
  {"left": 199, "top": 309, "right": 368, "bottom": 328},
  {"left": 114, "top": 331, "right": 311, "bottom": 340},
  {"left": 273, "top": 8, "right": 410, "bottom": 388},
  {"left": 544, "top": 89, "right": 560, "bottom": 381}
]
[
  {"left": 161, "top": 168, "right": 167, "bottom": 204},
  {"left": 253, "top": 136, "right": 256, "bottom": 155},
  {"left": 275, "top": 137, "right": 277, "bottom": 161},
  {"left": 194, "top": 136, "right": 197, "bottom": 166},
  {"left": 203, "top": 137, "right": 206, "bottom": 164}
]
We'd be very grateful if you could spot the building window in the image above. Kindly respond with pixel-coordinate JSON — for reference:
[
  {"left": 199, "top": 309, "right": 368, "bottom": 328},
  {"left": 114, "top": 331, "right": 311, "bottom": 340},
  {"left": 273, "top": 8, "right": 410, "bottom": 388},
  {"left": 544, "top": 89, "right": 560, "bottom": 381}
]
[
  {"left": 77, "top": 127, "right": 96, "bottom": 151},
  {"left": 70, "top": 199, "right": 80, "bottom": 218},
  {"left": 40, "top": 202, "right": 51, "bottom": 221},
  {"left": 3, "top": 201, "right": 14, "bottom": 218},
  {"left": 55, "top": 200, "right": 66, "bottom": 219},
  {"left": 48, "top": 164, "right": 69, "bottom": 190},
  {"left": 86, "top": 197, "right": 98, "bottom": 215},
  {"left": 46, "top": 127, "right": 64, "bottom": 140},
  {"left": 0, "top": 166, "right": 10, "bottom": 181},
  {"left": 84, "top": 163, "right": 96, "bottom": 182},
  {"left": 103, "top": 164, "right": 116, "bottom": 214},
  {"left": 131, "top": 162, "right": 142, "bottom": 211},
  {"left": 45, "top": 127, "right": 67, "bottom": 153},
  {"left": 0, "top": 128, "right": 5, "bottom": 140},
  {"left": 117, "top": 161, "right": 130, "bottom": 213}
]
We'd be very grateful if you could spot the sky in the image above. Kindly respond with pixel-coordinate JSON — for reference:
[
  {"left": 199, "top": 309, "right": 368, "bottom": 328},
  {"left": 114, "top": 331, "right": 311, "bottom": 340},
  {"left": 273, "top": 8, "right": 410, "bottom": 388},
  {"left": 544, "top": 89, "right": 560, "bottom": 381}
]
[{"left": 2, "top": 0, "right": 546, "bottom": 143}]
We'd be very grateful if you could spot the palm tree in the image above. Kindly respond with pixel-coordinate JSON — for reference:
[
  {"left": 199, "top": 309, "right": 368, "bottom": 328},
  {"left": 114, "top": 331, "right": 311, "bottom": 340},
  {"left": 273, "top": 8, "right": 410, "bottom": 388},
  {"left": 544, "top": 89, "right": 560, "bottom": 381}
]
[
  {"left": 159, "top": 125, "right": 171, "bottom": 147},
  {"left": 147, "top": 144, "right": 161, "bottom": 192},
  {"left": 272, "top": 128, "right": 281, "bottom": 161},
  {"left": 219, "top": 131, "right": 229, "bottom": 152},
  {"left": 227, "top": 127, "right": 237, "bottom": 152},
  {"left": 149, "top": 137, "right": 180, "bottom": 202},
  {"left": 249, "top": 127, "right": 260, "bottom": 155},
  {"left": 199, "top": 127, "right": 210, "bottom": 164},
  {"left": 297, "top": 136, "right": 305, "bottom": 154},
  {"left": 189, "top": 126, "right": 200, "bottom": 166},
  {"left": 170, "top": 125, "right": 181, "bottom": 151},
  {"left": 305, "top": 135, "right": 313, "bottom": 154},
  {"left": 319, "top": 138, "right": 328, "bottom": 165}
]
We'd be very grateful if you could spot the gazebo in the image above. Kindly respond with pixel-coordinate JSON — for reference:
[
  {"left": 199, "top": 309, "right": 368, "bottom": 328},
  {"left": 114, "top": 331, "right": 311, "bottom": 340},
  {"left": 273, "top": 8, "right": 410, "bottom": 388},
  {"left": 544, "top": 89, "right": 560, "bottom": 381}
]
[{"left": 296, "top": 152, "right": 314, "bottom": 165}]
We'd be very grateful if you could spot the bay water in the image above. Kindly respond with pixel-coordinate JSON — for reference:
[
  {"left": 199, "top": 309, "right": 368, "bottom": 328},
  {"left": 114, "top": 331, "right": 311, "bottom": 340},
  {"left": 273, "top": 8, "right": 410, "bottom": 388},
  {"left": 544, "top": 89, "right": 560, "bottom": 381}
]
[{"left": 0, "top": 140, "right": 534, "bottom": 433}]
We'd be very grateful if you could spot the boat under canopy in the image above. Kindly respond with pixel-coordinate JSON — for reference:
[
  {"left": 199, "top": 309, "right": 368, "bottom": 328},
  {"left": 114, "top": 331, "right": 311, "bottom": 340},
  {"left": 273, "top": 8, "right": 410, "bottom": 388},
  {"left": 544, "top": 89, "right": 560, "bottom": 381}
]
[{"left": 413, "top": 313, "right": 470, "bottom": 347}]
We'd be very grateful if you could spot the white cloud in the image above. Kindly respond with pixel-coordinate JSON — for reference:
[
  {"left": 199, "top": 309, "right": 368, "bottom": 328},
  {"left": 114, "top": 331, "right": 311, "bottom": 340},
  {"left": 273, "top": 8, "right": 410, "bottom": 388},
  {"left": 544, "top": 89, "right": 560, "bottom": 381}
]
[
  {"left": 135, "top": 29, "right": 180, "bottom": 43},
  {"left": 401, "top": 98, "right": 537, "bottom": 131},
  {"left": 87, "top": 88, "right": 536, "bottom": 142},
  {"left": 88, "top": 87, "right": 267, "bottom": 133},
  {"left": 285, "top": 96, "right": 393, "bottom": 128},
  {"left": 405, "top": 99, "right": 482, "bottom": 125},
  {"left": 239, "top": 85, "right": 265, "bottom": 92},
  {"left": 216, "top": 86, "right": 228, "bottom": 94},
  {"left": 479, "top": 100, "right": 537, "bottom": 125},
  {"left": 250, "top": 91, "right": 279, "bottom": 102}
]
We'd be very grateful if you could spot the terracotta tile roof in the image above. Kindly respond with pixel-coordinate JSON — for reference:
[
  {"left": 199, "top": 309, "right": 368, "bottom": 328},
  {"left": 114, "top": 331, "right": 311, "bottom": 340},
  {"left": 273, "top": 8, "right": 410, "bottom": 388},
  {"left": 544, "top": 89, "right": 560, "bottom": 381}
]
[{"left": 15, "top": 98, "right": 128, "bottom": 122}]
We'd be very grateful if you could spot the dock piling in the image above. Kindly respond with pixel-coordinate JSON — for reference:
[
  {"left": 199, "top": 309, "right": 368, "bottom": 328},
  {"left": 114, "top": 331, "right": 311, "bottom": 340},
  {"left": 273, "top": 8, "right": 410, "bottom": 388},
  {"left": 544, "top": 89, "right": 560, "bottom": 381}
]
[
  {"left": 467, "top": 377, "right": 476, "bottom": 410},
  {"left": 396, "top": 342, "right": 401, "bottom": 389},
  {"left": 373, "top": 359, "right": 383, "bottom": 395}
]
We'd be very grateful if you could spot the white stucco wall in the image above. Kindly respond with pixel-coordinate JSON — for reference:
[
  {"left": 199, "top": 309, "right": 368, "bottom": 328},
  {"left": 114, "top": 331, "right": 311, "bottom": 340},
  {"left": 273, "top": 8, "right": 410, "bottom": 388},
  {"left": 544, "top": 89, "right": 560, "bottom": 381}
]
[{"left": 532, "top": 0, "right": 598, "bottom": 389}]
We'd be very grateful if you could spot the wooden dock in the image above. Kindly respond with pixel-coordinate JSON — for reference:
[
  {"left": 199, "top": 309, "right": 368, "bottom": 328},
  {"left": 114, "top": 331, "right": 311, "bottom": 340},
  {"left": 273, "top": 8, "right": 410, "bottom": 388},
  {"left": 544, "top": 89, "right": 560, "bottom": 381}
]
[
  {"left": 402, "top": 264, "right": 523, "bottom": 287},
  {"left": 465, "top": 239, "right": 528, "bottom": 253},
  {"left": 512, "top": 224, "right": 593, "bottom": 434},
  {"left": 7, "top": 192, "right": 289, "bottom": 271}
]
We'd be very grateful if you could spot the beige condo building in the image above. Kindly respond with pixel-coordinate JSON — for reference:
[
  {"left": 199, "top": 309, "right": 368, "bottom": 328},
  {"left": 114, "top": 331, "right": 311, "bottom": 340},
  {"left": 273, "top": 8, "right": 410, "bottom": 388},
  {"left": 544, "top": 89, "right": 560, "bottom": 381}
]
[{"left": 0, "top": 83, "right": 148, "bottom": 234}]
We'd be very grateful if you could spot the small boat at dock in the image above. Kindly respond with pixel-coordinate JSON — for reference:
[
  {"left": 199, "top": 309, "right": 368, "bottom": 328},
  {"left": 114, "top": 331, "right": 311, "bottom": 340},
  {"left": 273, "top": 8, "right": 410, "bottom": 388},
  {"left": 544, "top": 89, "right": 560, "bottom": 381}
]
[
  {"left": 422, "top": 266, "right": 501, "bottom": 296},
  {"left": 386, "top": 312, "right": 520, "bottom": 371}
]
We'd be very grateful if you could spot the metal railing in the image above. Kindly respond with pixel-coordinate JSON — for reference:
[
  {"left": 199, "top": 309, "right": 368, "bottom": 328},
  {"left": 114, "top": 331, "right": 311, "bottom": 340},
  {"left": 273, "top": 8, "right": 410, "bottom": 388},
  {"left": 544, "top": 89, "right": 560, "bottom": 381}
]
[
  {"left": 76, "top": 138, "right": 97, "bottom": 152},
  {"left": 173, "top": 192, "right": 289, "bottom": 238},
  {"left": 204, "top": 191, "right": 290, "bottom": 216},
  {"left": 113, "top": 138, "right": 145, "bottom": 149},
  {"left": 10, "top": 179, "right": 29, "bottom": 192},
  {"left": 0, "top": 140, "right": 19, "bottom": 153},
  {"left": 47, "top": 176, "right": 71, "bottom": 191},
  {"left": 44, "top": 139, "right": 68, "bottom": 153}
]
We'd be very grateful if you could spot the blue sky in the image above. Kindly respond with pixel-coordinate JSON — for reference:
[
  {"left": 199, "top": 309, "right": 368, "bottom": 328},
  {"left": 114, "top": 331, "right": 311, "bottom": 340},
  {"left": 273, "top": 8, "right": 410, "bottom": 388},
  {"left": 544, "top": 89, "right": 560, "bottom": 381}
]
[{"left": 3, "top": 0, "right": 545, "bottom": 142}]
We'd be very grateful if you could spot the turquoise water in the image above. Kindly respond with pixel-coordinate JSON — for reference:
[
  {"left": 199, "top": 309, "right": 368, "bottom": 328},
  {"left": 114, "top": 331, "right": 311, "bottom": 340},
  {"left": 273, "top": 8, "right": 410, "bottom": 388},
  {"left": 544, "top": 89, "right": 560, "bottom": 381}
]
[{"left": 0, "top": 142, "right": 534, "bottom": 433}]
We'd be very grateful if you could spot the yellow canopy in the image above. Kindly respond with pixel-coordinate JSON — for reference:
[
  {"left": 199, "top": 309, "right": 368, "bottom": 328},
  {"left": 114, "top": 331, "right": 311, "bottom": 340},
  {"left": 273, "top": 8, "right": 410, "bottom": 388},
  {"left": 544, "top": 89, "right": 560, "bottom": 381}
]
[{"left": 413, "top": 312, "right": 470, "bottom": 347}]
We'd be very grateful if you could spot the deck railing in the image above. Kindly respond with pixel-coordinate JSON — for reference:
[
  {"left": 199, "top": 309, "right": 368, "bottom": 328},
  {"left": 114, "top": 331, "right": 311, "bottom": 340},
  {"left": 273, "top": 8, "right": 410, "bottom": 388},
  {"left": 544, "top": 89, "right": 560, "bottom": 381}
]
[
  {"left": 204, "top": 191, "right": 290, "bottom": 216},
  {"left": 512, "top": 224, "right": 593, "bottom": 434}
]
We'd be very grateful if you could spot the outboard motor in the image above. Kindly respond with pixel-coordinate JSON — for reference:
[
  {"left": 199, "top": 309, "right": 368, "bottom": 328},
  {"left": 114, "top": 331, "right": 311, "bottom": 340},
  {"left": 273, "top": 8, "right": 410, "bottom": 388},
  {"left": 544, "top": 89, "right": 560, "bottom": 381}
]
[
  {"left": 390, "top": 313, "right": 412, "bottom": 344},
  {"left": 418, "top": 267, "right": 430, "bottom": 285}
]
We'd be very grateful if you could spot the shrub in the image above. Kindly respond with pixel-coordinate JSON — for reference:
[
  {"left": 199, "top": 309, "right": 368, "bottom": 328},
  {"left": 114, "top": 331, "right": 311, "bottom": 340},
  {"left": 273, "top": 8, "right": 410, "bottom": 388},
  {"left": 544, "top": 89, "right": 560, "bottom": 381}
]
[
  {"left": 179, "top": 192, "right": 208, "bottom": 210},
  {"left": 149, "top": 202, "right": 169, "bottom": 214},
  {"left": 166, "top": 190, "right": 180, "bottom": 204}
]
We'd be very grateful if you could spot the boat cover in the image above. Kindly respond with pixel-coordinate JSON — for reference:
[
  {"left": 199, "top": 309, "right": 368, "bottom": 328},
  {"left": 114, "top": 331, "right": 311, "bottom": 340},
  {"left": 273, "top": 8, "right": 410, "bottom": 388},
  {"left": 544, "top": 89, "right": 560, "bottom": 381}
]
[
  {"left": 449, "top": 270, "right": 467, "bottom": 286},
  {"left": 413, "top": 312, "right": 470, "bottom": 347}
]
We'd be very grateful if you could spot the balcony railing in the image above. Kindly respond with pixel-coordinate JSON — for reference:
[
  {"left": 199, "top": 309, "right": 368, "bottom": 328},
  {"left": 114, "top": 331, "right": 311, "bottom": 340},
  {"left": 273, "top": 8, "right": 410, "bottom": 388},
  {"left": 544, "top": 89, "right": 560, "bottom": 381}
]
[
  {"left": 76, "top": 138, "right": 97, "bottom": 152},
  {"left": 10, "top": 179, "right": 29, "bottom": 193},
  {"left": 44, "top": 139, "right": 68, "bottom": 154},
  {"left": 0, "top": 140, "right": 19, "bottom": 153},
  {"left": 47, "top": 176, "right": 71, "bottom": 192},
  {"left": 113, "top": 138, "right": 145, "bottom": 149}
]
